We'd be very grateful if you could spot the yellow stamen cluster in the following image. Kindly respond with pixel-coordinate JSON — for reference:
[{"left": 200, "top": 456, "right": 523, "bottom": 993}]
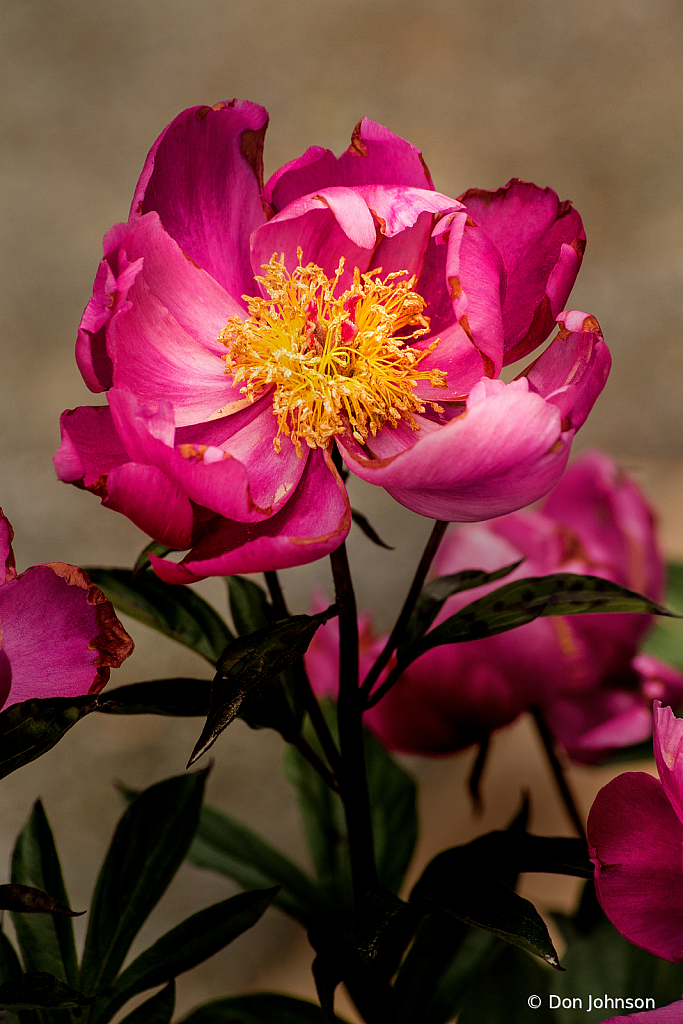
[{"left": 219, "top": 251, "right": 447, "bottom": 456}]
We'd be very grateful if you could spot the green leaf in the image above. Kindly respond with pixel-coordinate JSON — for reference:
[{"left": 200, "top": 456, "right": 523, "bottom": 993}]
[
  {"left": 399, "top": 573, "right": 676, "bottom": 667},
  {"left": 394, "top": 914, "right": 499, "bottom": 1024},
  {"left": 117, "top": 982, "right": 175, "bottom": 1024},
  {"left": 457, "top": 941, "right": 555, "bottom": 1023},
  {"left": 96, "top": 679, "right": 211, "bottom": 717},
  {"left": 0, "top": 886, "right": 80, "bottom": 918},
  {"left": 188, "top": 803, "right": 319, "bottom": 925},
  {"left": 0, "top": 932, "right": 22, "bottom": 984},
  {"left": 401, "top": 560, "right": 523, "bottom": 650},
  {"left": 350, "top": 510, "right": 394, "bottom": 550},
  {"left": 0, "top": 696, "right": 97, "bottom": 782},
  {"left": 132, "top": 542, "right": 174, "bottom": 579},
  {"left": 178, "top": 992, "right": 348, "bottom": 1023},
  {"left": 85, "top": 568, "right": 233, "bottom": 665},
  {"left": 0, "top": 972, "right": 90, "bottom": 1009},
  {"left": 79, "top": 770, "right": 206, "bottom": 998},
  {"left": 188, "top": 608, "right": 336, "bottom": 765},
  {"left": 226, "top": 576, "right": 274, "bottom": 635},
  {"left": 91, "top": 889, "right": 277, "bottom": 1024}
]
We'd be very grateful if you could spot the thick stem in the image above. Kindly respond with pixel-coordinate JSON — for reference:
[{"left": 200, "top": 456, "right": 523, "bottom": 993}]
[
  {"left": 362, "top": 519, "right": 448, "bottom": 708},
  {"left": 531, "top": 706, "right": 586, "bottom": 841},
  {"left": 264, "top": 570, "right": 287, "bottom": 619},
  {"left": 330, "top": 540, "right": 378, "bottom": 898}
]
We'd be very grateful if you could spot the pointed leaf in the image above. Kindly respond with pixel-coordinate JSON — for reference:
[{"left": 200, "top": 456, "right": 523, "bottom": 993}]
[
  {"left": 188, "top": 803, "right": 319, "bottom": 925},
  {"left": 85, "top": 568, "right": 233, "bottom": 665},
  {"left": 0, "top": 886, "right": 80, "bottom": 918},
  {"left": 188, "top": 608, "right": 336, "bottom": 765},
  {"left": 91, "top": 889, "right": 277, "bottom": 1024},
  {"left": 226, "top": 576, "right": 273, "bottom": 636},
  {"left": 401, "top": 560, "right": 523, "bottom": 650},
  {"left": 117, "top": 982, "right": 175, "bottom": 1024},
  {"left": 96, "top": 679, "right": 211, "bottom": 717},
  {"left": 400, "top": 573, "right": 677, "bottom": 666},
  {"left": 132, "top": 542, "right": 174, "bottom": 580},
  {"left": 178, "top": 992, "right": 349, "bottom": 1023},
  {"left": 350, "top": 510, "right": 394, "bottom": 550},
  {"left": 457, "top": 942, "right": 555, "bottom": 1023},
  {"left": 0, "top": 696, "right": 97, "bottom": 782},
  {"left": 79, "top": 771, "right": 206, "bottom": 997},
  {"left": 0, "top": 972, "right": 90, "bottom": 1009},
  {"left": 0, "top": 933, "right": 22, "bottom": 984}
]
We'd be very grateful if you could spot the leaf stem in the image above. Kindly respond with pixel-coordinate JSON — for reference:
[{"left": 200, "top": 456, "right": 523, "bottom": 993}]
[
  {"left": 530, "top": 706, "right": 586, "bottom": 841},
  {"left": 330, "top": 539, "right": 378, "bottom": 898},
  {"left": 361, "top": 519, "right": 448, "bottom": 707}
]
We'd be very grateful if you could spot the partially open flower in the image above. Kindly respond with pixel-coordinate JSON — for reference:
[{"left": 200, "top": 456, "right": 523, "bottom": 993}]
[
  {"left": 588, "top": 702, "right": 683, "bottom": 963},
  {"left": 55, "top": 102, "right": 609, "bottom": 581},
  {"left": 0, "top": 509, "right": 133, "bottom": 710}
]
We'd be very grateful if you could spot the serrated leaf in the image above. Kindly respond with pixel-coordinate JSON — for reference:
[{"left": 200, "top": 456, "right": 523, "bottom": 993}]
[
  {"left": 350, "top": 510, "right": 394, "bottom": 550},
  {"left": 86, "top": 568, "right": 233, "bottom": 665},
  {"left": 188, "top": 803, "right": 319, "bottom": 925},
  {"left": 79, "top": 771, "right": 206, "bottom": 998},
  {"left": 0, "top": 696, "right": 97, "bottom": 782},
  {"left": 96, "top": 679, "right": 211, "bottom": 717},
  {"left": 0, "top": 972, "right": 90, "bottom": 1009},
  {"left": 188, "top": 609, "right": 336, "bottom": 765},
  {"left": 178, "top": 993, "right": 349, "bottom": 1023},
  {"left": 400, "top": 573, "right": 676, "bottom": 667},
  {"left": 132, "top": 542, "right": 174, "bottom": 579},
  {"left": 117, "top": 981, "right": 175, "bottom": 1024},
  {"left": 91, "top": 889, "right": 277, "bottom": 1024},
  {"left": 401, "top": 560, "right": 523, "bottom": 650}
]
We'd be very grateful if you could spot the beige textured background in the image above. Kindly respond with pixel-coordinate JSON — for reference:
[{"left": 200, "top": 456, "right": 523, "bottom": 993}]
[{"left": 2, "top": 0, "right": 683, "bottom": 1017}]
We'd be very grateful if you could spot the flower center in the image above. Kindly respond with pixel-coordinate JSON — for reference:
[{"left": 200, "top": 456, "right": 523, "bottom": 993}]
[{"left": 219, "top": 251, "right": 447, "bottom": 456}]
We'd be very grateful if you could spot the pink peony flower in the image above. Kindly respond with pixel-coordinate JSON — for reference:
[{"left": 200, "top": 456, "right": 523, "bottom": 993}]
[
  {"left": 588, "top": 702, "right": 683, "bottom": 963},
  {"left": 0, "top": 509, "right": 133, "bottom": 710},
  {"left": 55, "top": 101, "right": 609, "bottom": 582},
  {"left": 602, "top": 1001, "right": 683, "bottom": 1023},
  {"left": 307, "top": 452, "right": 683, "bottom": 760}
]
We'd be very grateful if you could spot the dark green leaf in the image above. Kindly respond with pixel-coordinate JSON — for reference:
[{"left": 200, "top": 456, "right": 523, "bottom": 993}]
[
  {"left": 394, "top": 914, "right": 499, "bottom": 1024},
  {"left": 0, "top": 933, "right": 22, "bottom": 984},
  {"left": 132, "top": 542, "right": 174, "bottom": 579},
  {"left": 117, "top": 982, "right": 175, "bottom": 1024},
  {"left": 400, "top": 573, "right": 676, "bottom": 667},
  {"left": 226, "top": 576, "right": 274, "bottom": 635},
  {"left": 351, "top": 888, "right": 419, "bottom": 973},
  {"left": 401, "top": 560, "right": 523, "bottom": 650},
  {"left": 91, "top": 889, "right": 277, "bottom": 1024},
  {"left": 96, "top": 679, "right": 211, "bottom": 717},
  {"left": 0, "top": 973, "right": 90, "bottom": 1009},
  {"left": 79, "top": 771, "right": 206, "bottom": 998},
  {"left": 178, "top": 993, "right": 348, "bottom": 1023},
  {"left": 86, "top": 568, "right": 233, "bottom": 665},
  {"left": 0, "top": 886, "right": 80, "bottom": 918},
  {"left": 188, "top": 608, "right": 336, "bottom": 765},
  {"left": 350, "top": 510, "right": 394, "bottom": 550},
  {"left": 457, "top": 941, "right": 555, "bottom": 1023},
  {"left": 364, "top": 728, "right": 417, "bottom": 895},
  {"left": 0, "top": 696, "right": 97, "bottom": 782},
  {"left": 188, "top": 803, "right": 319, "bottom": 925}
]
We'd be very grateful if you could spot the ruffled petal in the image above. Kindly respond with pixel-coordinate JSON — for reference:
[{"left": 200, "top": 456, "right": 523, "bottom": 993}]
[
  {"left": 54, "top": 405, "right": 130, "bottom": 490},
  {"left": 151, "top": 448, "right": 350, "bottom": 582},
  {"left": 339, "top": 378, "right": 571, "bottom": 521},
  {"left": 104, "top": 463, "right": 196, "bottom": 550},
  {"left": 131, "top": 101, "right": 268, "bottom": 298},
  {"left": 459, "top": 179, "right": 585, "bottom": 364},
  {"left": 653, "top": 701, "right": 683, "bottom": 827},
  {"left": 0, "top": 508, "right": 16, "bottom": 584},
  {"left": 263, "top": 117, "right": 433, "bottom": 213},
  {"left": 588, "top": 771, "right": 683, "bottom": 962},
  {"left": 0, "top": 564, "right": 133, "bottom": 709}
]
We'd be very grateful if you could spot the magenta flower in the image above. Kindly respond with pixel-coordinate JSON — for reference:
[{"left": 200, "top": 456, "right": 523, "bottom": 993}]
[
  {"left": 588, "top": 702, "right": 683, "bottom": 962},
  {"left": 0, "top": 508, "right": 133, "bottom": 710},
  {"left": 55, "top": 101, "right": 609, "bottom": 582},
  {"left": 308, "top": 453, "right": 683, "bottom": 760},
  {"left": 602, "top": 1001, "right": 683, "bottom": 1024}
]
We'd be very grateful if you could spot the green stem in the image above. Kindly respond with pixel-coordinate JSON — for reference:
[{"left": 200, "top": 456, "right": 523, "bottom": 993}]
[
  {"left": 330, "top": 539, "right": 378, "bottom": 898},
  {"left": 531, "top": 706, "right": 586, "bottom": 841},
  {"left": 361, "top": 519, "right": 448, "bottom": 708}
]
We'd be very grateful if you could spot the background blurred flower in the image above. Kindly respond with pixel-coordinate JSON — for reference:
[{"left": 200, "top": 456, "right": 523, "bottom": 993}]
[
  {"left": 588, "top": 702, "right": 683, "bottom": 963},
  {"left": 308, "top": 452, "right": 683, "bottom": 761},
  {"left": 0, "top": 508, "right": 133, "bottom": 710},
  {"left": 55, "top": 101, "right": 609, "bottom": 582}
]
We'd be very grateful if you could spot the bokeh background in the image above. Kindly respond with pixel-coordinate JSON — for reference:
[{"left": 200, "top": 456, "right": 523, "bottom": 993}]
[{"left": 2, "top": 0, "right": 683, "bottom": 1017}]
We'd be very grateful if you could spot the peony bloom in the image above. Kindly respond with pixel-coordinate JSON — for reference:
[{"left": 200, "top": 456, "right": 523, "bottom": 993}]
[
  {"left": 55, "top": 101, "right": 610, "bottom": 583},
  {"left": 588, "top": 702, "right": 683, "bottom": 963},
  {"left": 308, "top": 452, "right": 683, "bottom": 760},
  {"left": 0, "top": 508, "right": 133, "bottom": 710}
]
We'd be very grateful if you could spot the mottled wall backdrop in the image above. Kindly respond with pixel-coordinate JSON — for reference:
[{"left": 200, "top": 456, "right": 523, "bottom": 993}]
[{"left": 1, "top": 0, "right": 682, "bottom": 1014}]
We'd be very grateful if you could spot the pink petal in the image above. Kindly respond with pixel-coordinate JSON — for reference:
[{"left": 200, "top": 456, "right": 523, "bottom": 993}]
[
  {"left": 339, "top": 378, "right": 571, "bottom": 521},
  {"left": 54, "top": 405, "right": 130, "bottom": 490},
  {"left": 0, "top": 508, "right": 16, "bottom": 584},
  {"left": 588, "top": 771, "right": 683, "bottom": 961},
  {"left": 634, "top": 654, "right": 683, "bottom": 706},
  {"left": 602, "top": 999, "right": 683, "bottom": 1023},
  {"left": 0, "top": 564, "right": 133, "bottom": 709},
  {"left": 545, "top": 691, "right": 653, "bottom": 763},
  {"left": 653, "top": 701, "right": 683, "bottom": 827},
  {"left": 131, "top": 101, "right": 268, "bottom": 298},
  {"left": 263, "top": 117, "right": 433, "bottom": 213},
  {"left": 104, "top": 463, "right": 195, "bottom": 550},
  {"left": 151, "top": 448, "right": 350, "bottom": 583},
  {"left": 459, "top": 179, "right": 585, "bottom": 364}
]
